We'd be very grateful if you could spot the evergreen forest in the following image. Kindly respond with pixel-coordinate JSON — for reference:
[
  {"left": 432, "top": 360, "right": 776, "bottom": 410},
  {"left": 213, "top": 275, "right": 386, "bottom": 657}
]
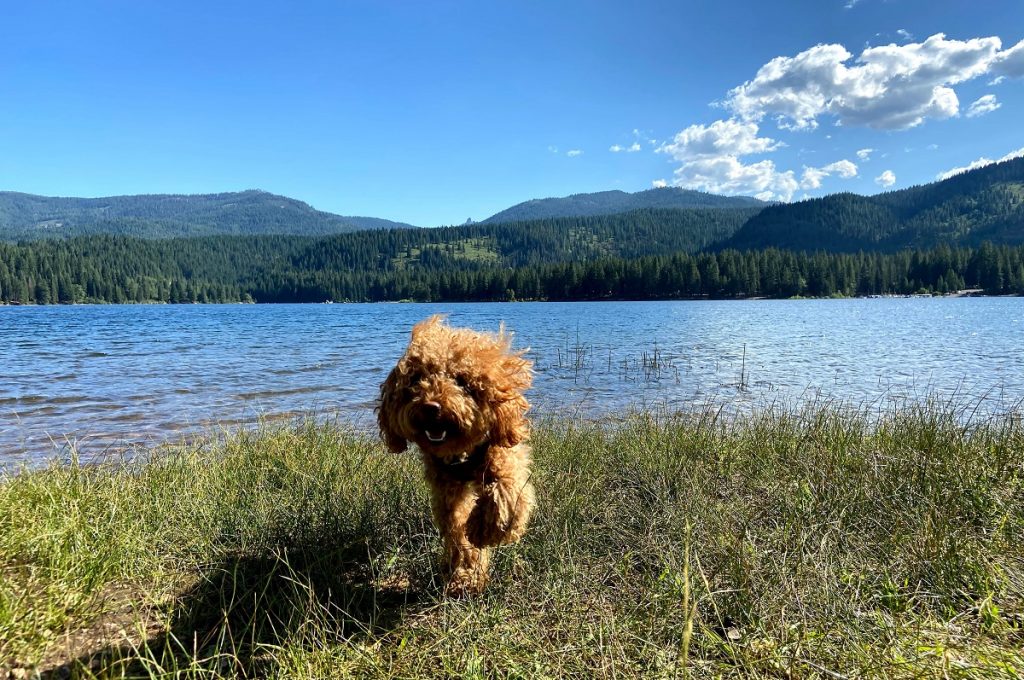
[
  {"left": 1, "top": 233, "right": 1021, "bottom": 305},
  {"left": 1, "top": 157, "right": 1022, "bottom": 305}
]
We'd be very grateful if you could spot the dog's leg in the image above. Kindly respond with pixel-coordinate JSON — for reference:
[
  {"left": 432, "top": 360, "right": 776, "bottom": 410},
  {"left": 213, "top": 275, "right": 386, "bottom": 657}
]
[
  {"left": 468, "top": 445, "right": 536, "bottom": 548},
  {"left": 433, "top": 483, "right": 490, "bottom": 596}
]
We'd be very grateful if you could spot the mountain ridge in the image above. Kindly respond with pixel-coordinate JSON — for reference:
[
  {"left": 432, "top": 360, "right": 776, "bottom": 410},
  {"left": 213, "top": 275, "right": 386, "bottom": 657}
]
[
  {"left": 4, "top": 156, "right": 1023, "bottom": 249},
  {"left": 482, "top": 187, "right": 767, "bottom": 223},
  {"left": 723, "top": 156, "right": 1024, "bottom": 251},
  {"left": 0, "top": 189, "right": 419, "bottom": 240}
]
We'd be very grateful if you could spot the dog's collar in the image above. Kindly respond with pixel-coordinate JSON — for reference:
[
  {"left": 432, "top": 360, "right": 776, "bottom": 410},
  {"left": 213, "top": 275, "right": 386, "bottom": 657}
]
[{"left": 443, "top": 440, "right": 489, "bottom": 467}]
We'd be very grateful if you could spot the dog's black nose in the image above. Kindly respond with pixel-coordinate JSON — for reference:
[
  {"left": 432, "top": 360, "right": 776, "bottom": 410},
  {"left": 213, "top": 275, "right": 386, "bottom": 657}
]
[{"left": 422, "top": 401, "right": 442, "bottom": 416}]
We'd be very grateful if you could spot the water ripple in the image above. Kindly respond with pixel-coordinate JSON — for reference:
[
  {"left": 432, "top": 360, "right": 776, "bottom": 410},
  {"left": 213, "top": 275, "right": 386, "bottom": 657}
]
[{"left": 2, "top": 299, "right": 1023, "bottom": 468}]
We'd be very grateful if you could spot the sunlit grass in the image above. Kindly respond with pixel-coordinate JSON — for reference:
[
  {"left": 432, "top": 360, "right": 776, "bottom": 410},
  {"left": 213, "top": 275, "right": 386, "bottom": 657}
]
[
  {"left": 1, "top": 402, "right": 1022, "bottom": 678},
  {"left": 391, "top": 237, "right": 501, "bottom": 270}
]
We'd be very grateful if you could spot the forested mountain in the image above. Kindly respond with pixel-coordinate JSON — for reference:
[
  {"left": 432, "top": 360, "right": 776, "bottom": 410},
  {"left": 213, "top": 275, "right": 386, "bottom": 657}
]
[
  {"left": 725, "top": 156, "right": 1024, "bottom": 251},
  {"left": 6, "top": 155, "right": 1022, "bottom": 250},
  {"left": 0, "top": 190, "right": 418, "bottom": 240},
  {"left": 0, "top": 206, "right": 761, "bottom": 304},
  {"left": 288, "top": 207, "right": 761, "bottom": 271},
  {"left": 482, "top": 187, "right": 766, "bottom": 223},
  {"left": 4, "top": 155, "right": 1024, "bottom": 305}
]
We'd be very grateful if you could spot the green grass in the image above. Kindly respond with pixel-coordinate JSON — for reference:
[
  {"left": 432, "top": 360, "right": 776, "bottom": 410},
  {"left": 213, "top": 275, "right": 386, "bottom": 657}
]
[
  {"left": 392, "top": 238, "right": 501, "bottom": 269},
  {"left": 1, "top": 402, "right": 1022, "bottom": 678}
]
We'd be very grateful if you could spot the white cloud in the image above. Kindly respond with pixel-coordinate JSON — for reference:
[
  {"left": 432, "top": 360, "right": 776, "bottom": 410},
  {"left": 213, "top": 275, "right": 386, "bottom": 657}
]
[
  {"left": 668, "top": 155, "right": 800, "bottom": 201},
  {"left": 657, "top": 118, "right": 783, "bottom": 159},
  {"left": 993, "top": 39, "right": 1024, "bottom": 77},
  {"left": 827, "top": 160, "right": 858, "bottom": 177},
  {"left": 610, "top": 131, "right": 646, "bottom": 153},
  {"left": 656, "top": 119, "right": 799, "bottom": 200},
  {"left": 652, "top": 179, "right": 668, "bottom": 188},
  {"left": 989, "top": 75, "right": 1006, "bottom": 86},
  {"left": 566, "top": 149, "right": 583, "bottom": 157},
  {"left": 726, "top": 33, "right": 1024, "bottom": 131},
  {"left": 655, "top": 118, "right": 865, "bottom": 200},
  {"left": 547, "top": 145, "right": 559, "bottom": 154},
  {"left": 630, "top": 128, "right": 659, "bottom": 146},
  {"left": 800, "top": 159, "right": 858, "bottom": 189},
  {"left": 844, "top": 0, "right": 862, "bottom": 9},
  {"left": 966, "top": 94, "right": 1001, "bottom": 118},
  {"left": 655, "top": 32, "right": 1024, "bottom": 201},
  {"left": 896, "top": 29, "right": 914, "bottom": 43},
  {"left": 800, "top": 167, "right": 828, "bottom": 189},
  {"left": 936, "top": 147, "right": 1024, "bottom": 180}
]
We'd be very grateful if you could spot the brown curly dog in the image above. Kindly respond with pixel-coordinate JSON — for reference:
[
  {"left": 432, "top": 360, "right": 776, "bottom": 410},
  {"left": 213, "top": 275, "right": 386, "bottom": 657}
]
[{"left": 377, "top": 315, "right": 536, "bottom": 596}]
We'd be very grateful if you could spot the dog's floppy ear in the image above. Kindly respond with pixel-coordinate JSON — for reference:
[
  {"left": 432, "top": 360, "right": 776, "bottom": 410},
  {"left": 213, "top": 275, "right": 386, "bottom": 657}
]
[
  {"left": 490, "top": 352, "right": 533, "bottom": 448},
  {"left": 491, "top": 393, "right": 530, "bottom": 448},
  {"left": 377, "top": 367, "right": 408, "bottom": 453}
]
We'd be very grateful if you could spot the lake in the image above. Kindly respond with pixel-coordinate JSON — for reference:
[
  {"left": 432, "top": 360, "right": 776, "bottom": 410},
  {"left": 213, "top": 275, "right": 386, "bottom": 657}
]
[{"left": 2, "top": 298, "right": 1022, "bottom": 468}]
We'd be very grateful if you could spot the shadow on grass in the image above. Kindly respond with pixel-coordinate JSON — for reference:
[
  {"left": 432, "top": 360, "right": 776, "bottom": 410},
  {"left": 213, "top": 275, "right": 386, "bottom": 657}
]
[{"left": 45, "top": 541, "right": 433, "bottom": 678}]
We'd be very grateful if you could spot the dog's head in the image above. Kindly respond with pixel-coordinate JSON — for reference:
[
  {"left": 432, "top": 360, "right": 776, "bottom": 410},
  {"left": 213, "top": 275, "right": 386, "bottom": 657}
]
[{"left": 377, "top": 315, "right": 532, "bottom": 461}]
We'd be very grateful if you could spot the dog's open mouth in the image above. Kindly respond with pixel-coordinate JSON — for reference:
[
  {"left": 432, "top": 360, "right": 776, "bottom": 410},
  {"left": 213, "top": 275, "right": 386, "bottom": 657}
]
[
  {"left": 414, "top": 403, "right": 460, "bottom": 446},
  {"left": 425, "top": 428, "right": 448, "bottom": 443}
]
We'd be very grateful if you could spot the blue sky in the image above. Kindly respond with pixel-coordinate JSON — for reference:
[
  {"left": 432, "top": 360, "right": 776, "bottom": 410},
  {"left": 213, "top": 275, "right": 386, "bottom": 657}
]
[{"left": 1, "top": 1, "right": 1022, "bottom": 226}]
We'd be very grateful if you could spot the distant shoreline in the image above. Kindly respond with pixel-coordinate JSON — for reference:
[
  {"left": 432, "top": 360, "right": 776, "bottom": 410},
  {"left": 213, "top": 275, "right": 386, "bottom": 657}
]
[{"left": 0, "top": 289, "right": 1016, "bottom": 307}]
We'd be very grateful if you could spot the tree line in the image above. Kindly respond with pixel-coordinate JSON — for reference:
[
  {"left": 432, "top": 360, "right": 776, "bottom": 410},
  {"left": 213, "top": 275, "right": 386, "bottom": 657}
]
[{"left": 1, "top": 234, "right": 1021, "bottom": 305}]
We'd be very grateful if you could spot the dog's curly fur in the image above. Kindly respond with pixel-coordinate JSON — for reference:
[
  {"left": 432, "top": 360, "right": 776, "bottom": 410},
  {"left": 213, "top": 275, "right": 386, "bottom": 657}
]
[{"left": 377, "top": 315, "right": 536, "bottom": 596}]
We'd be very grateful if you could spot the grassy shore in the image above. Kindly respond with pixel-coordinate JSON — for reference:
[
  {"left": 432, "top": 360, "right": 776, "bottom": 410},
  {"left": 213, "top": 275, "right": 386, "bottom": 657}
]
[{"left": 1, "top": 402, "right": 1022, "bottom": 678}]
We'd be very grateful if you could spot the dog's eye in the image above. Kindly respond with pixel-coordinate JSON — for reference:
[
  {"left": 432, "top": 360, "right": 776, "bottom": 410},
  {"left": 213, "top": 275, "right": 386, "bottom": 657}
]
[{"left": 454, "top": 375, "right": 472, "bottom": 390}]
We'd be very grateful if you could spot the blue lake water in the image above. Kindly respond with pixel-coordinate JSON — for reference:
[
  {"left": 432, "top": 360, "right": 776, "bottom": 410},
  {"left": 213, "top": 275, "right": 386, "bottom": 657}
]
[{"left": 1, "top": 299, "right": 1022, "bottom": 467}]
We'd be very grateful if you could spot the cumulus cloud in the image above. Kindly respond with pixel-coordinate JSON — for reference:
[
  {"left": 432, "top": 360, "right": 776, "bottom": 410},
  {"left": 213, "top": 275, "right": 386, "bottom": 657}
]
[
  {"left": 800, "top": 160, "right": 858, "bottom": 189},
  {"left": 896, "top": 29, "right": 914, "bottom": 43},
  {"left": 668, "top": 155, "right": 800, "bottom": 201},
  {"left": 993, "top": 39, "right": 1024, "bottom": 77},
  {"left": 726, "top": 33, "right": 1024, "bottom": 131},
  {"left": 610, "top": 142, "right": 642, "bottom": 153},
  {"left": 652, "top": 179, "right": 668, "bottom": 188},
  {"left": 655, "top": 118, "right": 864, "bottom": 200},
  {"left": 656, "top": 119, "right": 800, "bottom": 200},
  {"left": 658, "top": 118, "right": 783, "bottom": 159},
  {"left": 936, "top": 147, "right": 1024, "bottom": 180},
  {"left": 566, "top": 149, "right": 583, "bottom": 157},
  {"left": 655, "top": 32, "right": 1024, "bottom": 201},
  {"left": 966, "top": 94, "right": 1001, "bottom": 117}
]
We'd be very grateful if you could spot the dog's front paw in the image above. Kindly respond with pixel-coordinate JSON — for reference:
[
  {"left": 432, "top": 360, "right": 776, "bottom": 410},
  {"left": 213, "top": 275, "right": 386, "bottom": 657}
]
[
  {"left": 467, "top": 489, "right": 511, "bottom": 548},
  {"left": 445, "top": 568, "right": 488, "bottom": 597}
]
